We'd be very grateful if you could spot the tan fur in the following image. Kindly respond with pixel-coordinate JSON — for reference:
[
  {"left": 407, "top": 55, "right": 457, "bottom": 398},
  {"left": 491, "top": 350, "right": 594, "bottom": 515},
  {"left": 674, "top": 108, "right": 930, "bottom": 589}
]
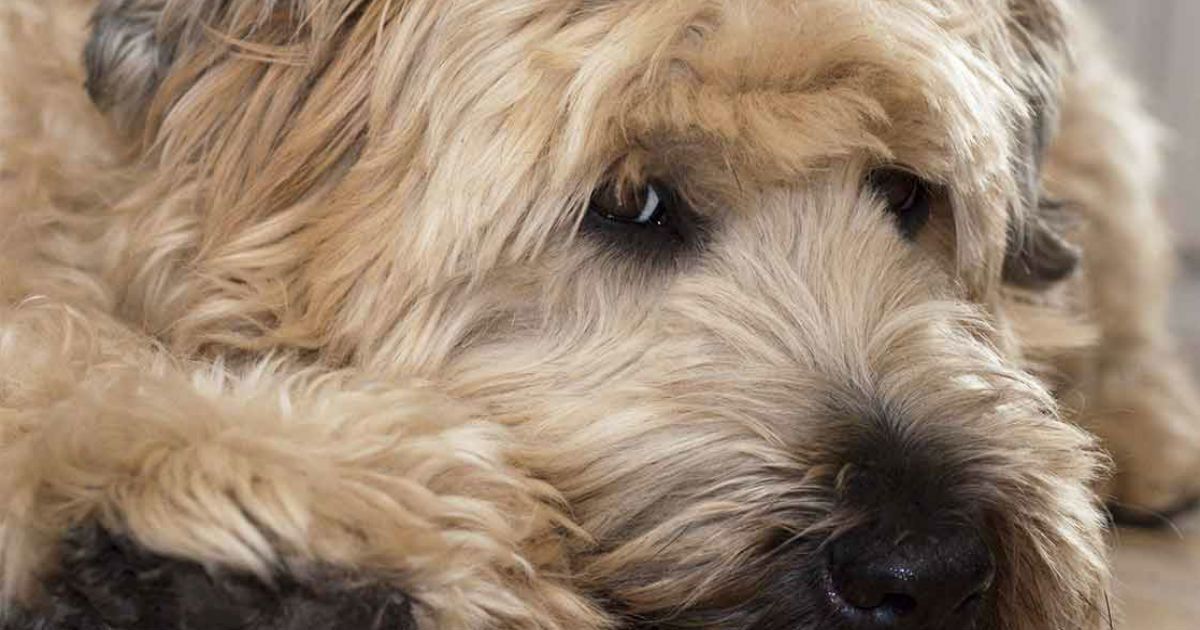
[{"left": 0, "top": 0, "right": 1195, "bottom": 628}]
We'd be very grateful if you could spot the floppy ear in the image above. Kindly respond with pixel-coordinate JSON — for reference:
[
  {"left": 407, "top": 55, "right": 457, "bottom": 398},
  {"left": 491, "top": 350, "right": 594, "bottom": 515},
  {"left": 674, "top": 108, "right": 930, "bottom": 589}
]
[
  {"left": 1002, "top": 204, "right": 1081, "bottom": 290},
  {"left": 1001, "top": 1, "right": 1081, "bottom": 290},
  {"left": 1001, "top": 100, "right": 1081, "bottom": 290},
  {"left": 84, "top": 0, "right": 174, "bottom": 134}
]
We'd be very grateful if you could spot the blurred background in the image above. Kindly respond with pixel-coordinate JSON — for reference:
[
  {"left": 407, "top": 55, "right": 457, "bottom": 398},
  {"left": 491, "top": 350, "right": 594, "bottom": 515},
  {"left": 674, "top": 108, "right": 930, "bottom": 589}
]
[
  {"left": 1088, "top": 2, "right": 1200, "bottom": 628},
  {"left": 1090, "top": 0, "right": 1200, "bottom": 351}
]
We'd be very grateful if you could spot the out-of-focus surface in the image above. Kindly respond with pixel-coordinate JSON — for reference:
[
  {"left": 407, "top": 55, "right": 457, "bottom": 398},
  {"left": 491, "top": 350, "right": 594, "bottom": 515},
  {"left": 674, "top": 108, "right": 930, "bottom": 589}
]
[
  {"left": 1087, "top": 2, "right": 1200, "bottom": 629},
  {"left": 1088, "top": 0, "right": 1200, "bottom": 246},
  {"left": 1114, "top": 513, "right": 1200, "bottom": 630}
]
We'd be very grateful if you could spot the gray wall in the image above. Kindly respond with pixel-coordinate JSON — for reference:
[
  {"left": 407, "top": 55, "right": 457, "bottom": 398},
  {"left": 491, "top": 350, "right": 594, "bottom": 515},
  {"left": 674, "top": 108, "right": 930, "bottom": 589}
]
[{"left": 1089, "top": 0, "right": 1200, "bottom": 248}]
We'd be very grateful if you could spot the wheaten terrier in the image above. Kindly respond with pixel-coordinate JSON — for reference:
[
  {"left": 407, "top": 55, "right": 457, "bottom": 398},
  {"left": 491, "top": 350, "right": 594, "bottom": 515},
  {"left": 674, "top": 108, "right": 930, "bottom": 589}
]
[{"left": 0, "top": 0, "right": 1197, "bottom": 629}]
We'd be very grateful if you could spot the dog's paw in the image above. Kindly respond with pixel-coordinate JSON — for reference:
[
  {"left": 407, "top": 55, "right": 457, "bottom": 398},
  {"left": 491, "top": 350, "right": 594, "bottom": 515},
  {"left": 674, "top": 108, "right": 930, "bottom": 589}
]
[
  {"left": 1107, "top": 425, "right": 1200, "bottom": 529},
  {"left": 1095, "top": 356, "right": 1200, "bottom": 527},
  {"left": 7, "top": 525, "right": 416, "bottom": 630}
]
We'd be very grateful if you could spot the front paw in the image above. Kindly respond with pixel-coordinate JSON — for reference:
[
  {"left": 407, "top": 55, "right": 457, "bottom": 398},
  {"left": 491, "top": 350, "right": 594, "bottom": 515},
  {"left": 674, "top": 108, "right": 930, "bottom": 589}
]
[
  {"left": 7, "top": 526, "right": 415, "bottom": 630},
  {"left": 1096, "top": 356, "right": 1200, "bottom": 526}
]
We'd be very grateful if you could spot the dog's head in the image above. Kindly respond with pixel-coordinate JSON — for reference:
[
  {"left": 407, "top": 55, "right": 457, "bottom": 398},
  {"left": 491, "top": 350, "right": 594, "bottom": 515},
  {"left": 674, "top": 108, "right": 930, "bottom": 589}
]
[{"left": 88, "top": 0, "right": 1107, "bottom": 628}]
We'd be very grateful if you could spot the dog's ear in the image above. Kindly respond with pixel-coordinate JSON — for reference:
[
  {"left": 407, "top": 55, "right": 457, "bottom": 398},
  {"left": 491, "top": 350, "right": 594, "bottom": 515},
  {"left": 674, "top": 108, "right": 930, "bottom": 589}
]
[
  {"left": 84, "top": 0, "right": 175, "bottom": 134},
  {"left": 1002, "top": 205, "right": 1081, "bottom": 290},
  {"left": 1001, "top": 1, "right": 1080, "bottom": 290},
  {"left": 1001, "top": 100, "right": 1080, "bottom": 290}
]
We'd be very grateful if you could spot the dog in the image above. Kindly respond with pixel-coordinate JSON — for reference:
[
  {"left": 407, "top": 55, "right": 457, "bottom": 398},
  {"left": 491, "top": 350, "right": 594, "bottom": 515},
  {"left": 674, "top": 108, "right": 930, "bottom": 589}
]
[{"left": 1, "top": 0, "right": 1198, "bottom": 628}]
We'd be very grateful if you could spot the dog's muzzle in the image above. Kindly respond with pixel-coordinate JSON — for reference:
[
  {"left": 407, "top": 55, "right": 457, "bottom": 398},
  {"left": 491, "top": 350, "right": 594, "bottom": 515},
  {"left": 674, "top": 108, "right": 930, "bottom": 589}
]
[{"left": 812, "top": 425, "right": 1000, "bottom": 630}]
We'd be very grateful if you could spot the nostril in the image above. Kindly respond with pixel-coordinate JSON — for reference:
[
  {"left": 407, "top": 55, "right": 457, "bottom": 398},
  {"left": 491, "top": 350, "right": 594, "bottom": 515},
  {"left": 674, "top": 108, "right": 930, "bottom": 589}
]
[
  {"left": 827, "top": 584, "right": 920, "bottom": 623},
  {"left": 829, "top": 569, "right": 916, "bottom": 612},
  {"left": 826, "top": 564, "right": 922, "bottom": 619},
  {"left": 876, "top": 593, "right": 917, "bottom": 616}
]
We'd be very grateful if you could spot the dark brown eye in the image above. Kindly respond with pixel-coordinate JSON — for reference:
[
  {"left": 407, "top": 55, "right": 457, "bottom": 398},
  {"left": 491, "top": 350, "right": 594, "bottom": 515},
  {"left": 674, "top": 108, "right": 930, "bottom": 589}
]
[
  {"left": 581, "top": 179, "right": 706, "bottom": 260},
  {"left": 589, "top": 181, "right": 669, "bottom": 225},
  {"left": 869, "top": 168, "right": 934, "bottom": 239}
]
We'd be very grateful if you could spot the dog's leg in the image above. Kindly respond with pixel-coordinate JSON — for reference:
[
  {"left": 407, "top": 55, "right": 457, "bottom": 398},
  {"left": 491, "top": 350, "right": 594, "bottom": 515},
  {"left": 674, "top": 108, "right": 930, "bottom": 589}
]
[
  {"left": 1043, "top": 14, "right": 1200, "bottom": 521},
  {"left": 0, "top": 296, "right": 601, "bottom": 630}
]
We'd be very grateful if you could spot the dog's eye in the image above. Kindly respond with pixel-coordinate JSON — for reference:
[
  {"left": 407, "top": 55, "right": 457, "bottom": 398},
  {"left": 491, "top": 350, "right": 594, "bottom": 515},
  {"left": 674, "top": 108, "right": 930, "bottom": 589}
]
[
  {"left": 869, "top": 169, "right": 934, "bottom": 239},
  {"left": 581, "top": 180, "right": 705, "bottom": 259},
  {"left": 589, "top": 182, "right": 669, "bottom": 225}
]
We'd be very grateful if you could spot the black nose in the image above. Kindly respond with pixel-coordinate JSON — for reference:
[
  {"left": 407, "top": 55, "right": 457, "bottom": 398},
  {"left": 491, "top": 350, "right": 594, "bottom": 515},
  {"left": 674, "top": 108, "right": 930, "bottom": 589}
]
[{"left": 824, "top": 524, "right": 995, "bottom": 629}]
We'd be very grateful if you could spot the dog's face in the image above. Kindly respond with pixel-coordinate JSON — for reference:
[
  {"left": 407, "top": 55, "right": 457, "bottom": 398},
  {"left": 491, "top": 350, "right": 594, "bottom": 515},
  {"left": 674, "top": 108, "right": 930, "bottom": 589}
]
[{"left": 89, "top": 0, "right": 1109, "bottom": 628}]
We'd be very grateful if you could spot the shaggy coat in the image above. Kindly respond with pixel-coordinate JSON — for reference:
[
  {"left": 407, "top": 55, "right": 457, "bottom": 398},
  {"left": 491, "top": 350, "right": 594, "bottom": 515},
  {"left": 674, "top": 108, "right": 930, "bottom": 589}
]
[{"left": 0, "top": 0, "right": 1197, "bottom": 628}]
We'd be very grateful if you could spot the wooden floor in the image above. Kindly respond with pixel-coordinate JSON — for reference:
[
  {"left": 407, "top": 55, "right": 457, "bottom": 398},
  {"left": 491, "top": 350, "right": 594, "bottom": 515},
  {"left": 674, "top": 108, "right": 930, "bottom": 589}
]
[
  {"left": 1115, "top": 252, "right": 1200, "bottom": 629},
  {"left": 1116, "top": 515, "right": 1200, "bottom": 629}
]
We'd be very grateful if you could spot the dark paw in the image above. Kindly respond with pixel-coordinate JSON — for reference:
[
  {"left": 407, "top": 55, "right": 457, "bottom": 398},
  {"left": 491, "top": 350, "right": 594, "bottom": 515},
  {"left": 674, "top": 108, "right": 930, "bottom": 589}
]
[{"left": 6, "top": 526, "right": 415, "bottom": 630}]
